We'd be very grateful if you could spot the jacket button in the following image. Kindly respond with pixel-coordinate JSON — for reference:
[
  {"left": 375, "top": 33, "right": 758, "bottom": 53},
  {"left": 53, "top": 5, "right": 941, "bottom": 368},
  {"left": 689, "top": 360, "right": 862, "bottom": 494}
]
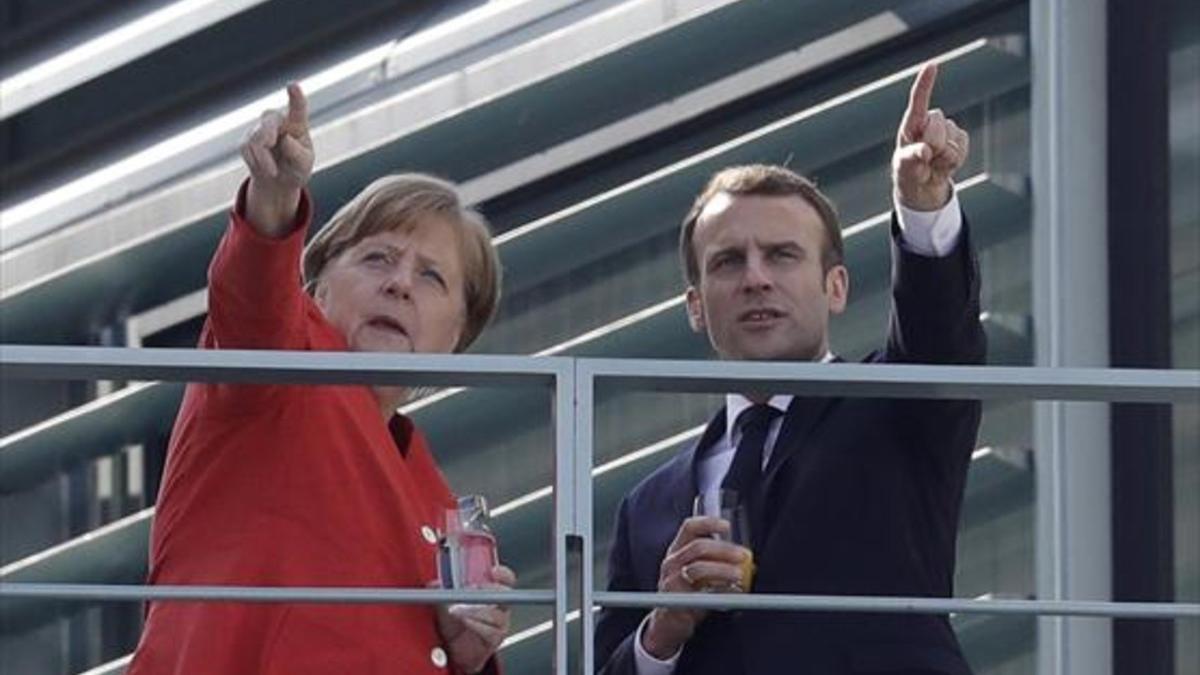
[
  {"left": 431, "top": 646, "right": 448, "bottom": 668},
  {"left": 421, "top": 525, "right": 438, "bottom": 544}
]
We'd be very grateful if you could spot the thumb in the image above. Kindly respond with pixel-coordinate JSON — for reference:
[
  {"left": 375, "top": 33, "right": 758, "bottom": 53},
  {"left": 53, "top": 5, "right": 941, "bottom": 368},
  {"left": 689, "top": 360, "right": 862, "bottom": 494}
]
[
  {"left": 894, "top": 142, "right": 933, "bottom": 168},
  {"left": 894, "top": 143, "right": 933, "bottom": 184}
]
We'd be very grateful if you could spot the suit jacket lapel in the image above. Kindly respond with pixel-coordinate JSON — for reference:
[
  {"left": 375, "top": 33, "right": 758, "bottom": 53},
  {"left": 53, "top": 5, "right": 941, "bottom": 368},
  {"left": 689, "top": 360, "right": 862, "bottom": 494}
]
[
  {"left": 671, "top": 408, "right": 728, "bottom": 518},
  {"left": 762, "top": 397, "right": 837, "bottom": 483},
  {"left": 761, "top": 356, "right": 846, "bottom": 489},
  {"left": 672, "top": 379, "right": 841, "bottom": 539}
]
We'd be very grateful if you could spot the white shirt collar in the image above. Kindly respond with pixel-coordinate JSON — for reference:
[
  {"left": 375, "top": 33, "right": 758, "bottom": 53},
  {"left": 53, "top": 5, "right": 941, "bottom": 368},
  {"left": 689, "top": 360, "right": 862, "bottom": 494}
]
[{"left": 723, "top": 351, "right": 835, "bottom": 437}]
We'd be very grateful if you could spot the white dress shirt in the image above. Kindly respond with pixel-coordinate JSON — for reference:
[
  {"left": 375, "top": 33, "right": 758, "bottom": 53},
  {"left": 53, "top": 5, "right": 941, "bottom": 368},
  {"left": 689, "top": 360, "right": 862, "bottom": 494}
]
[{"left": 630, "top": 191, "right": 963, "bottom": 675}]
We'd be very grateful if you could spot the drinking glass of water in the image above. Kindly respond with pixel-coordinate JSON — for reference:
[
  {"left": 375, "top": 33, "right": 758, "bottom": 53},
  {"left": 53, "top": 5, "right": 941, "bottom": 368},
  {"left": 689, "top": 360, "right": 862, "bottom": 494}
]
[{"left": 438, "top": 495, "right": 498, "bottom": 590}]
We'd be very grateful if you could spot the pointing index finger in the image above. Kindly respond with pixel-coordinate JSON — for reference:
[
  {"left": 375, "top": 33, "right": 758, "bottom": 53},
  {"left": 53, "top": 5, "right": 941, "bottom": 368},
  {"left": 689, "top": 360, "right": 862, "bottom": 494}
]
[
  {"left": 908, "top": 62, "right": 938, "bottom": 118},
  {"left": 901, "top": 62, "right": 938, "bottom": 141},
  {"left": 285, "top": 82, "right": 309, "bottom": 132}
]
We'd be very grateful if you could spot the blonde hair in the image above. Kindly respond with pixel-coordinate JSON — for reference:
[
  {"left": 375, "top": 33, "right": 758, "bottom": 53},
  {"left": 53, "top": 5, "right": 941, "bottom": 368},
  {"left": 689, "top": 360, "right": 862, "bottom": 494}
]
[
  {"left": 302, "top": 174, "right": 501, "bottom": 352},
  {"left": 680, "top": 165, "right": 843, "bottom": 287}
]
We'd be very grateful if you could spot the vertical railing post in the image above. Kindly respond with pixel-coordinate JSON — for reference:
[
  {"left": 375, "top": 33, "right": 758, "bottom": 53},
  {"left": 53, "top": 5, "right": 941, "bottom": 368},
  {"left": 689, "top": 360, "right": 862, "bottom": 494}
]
[
  {"left": 574, "top": 361, "right": 596, "bottom": 675},
  {"left": 553, "top": 360, "right": 576, "bottom": 675},
  {"left": 1031, "top": 3, "right": 1113, "bottom": 672}
]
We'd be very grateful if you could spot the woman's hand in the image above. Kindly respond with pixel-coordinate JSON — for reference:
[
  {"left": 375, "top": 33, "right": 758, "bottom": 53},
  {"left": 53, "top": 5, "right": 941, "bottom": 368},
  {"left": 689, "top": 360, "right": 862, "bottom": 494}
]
[
  {"left": 435, "top": 565, "right": 516, "bottom": 674},
  {"left": 240, "top": 83, "right": 314, "bottom": 237}
]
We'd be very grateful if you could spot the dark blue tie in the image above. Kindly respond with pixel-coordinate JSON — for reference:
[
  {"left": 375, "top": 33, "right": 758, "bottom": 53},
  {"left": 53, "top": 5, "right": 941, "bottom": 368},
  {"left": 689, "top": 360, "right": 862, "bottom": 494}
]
[{"left": 721, "top": 404, "right": 781, "bottom": 551}]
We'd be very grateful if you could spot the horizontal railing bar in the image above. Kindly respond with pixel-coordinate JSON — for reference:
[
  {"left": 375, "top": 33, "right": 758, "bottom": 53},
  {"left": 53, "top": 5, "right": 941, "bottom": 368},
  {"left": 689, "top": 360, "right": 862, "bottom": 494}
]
[
  {"left": 5, "top": 583, "right": 1195, "bottom": 619},
  {"left": 595, "top": 591, "right": 1200, "bottom": 619},
  {"left": 0, "top": 346, "right": 568, "bottom": 388},
  {"left": 581, "top": 358, "right": 1199, "bottom": 403},
  {"left": 1, "top": 347, "right": 1195, "bottom": 403},
  {"left": 0, "top": 583, "right": 555, "bottom": 606}
]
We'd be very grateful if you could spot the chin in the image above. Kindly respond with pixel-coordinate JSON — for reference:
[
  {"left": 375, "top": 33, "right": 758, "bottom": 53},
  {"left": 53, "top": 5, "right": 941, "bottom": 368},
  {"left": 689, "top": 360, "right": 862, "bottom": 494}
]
[
  {"left": 742, "top": 351, "right": 794, "bottom": 362},
  {"left": 353, "top": 338, "right": 413, "bottom": 354},
  {"left": 730, "top": 341, "right": 818, "bottom": 362}
]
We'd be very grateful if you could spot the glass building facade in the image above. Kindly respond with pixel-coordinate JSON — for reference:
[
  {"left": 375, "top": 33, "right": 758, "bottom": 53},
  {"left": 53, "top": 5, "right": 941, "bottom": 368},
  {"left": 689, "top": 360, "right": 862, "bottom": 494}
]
[{"left": 0, "top": 1, "right": 1195, "bottom": 673}]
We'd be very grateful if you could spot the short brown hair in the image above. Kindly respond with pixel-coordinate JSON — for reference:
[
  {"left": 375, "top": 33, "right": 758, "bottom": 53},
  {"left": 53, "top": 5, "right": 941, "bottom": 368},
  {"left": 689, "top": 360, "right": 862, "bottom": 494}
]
[
  {"left": 302, "top": 174, "right": 501, "bottom": 352},
  {"left": 679, "top": 164, "right": 843, "bottom": 287}
]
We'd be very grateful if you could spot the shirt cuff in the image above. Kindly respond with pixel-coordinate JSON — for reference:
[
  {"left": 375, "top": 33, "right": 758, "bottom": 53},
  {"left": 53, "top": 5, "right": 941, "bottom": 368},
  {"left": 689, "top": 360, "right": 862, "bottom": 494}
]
[
  {"left": 894, "top": 187, "right": 963, "bottom": 257},
  {"left": 633, "top": 613, "right": 680, "bottom": 675}
]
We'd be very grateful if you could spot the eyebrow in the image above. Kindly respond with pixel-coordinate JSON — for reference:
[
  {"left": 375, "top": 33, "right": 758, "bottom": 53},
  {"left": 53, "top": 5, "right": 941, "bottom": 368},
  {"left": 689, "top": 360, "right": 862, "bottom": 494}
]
[
  {"left": 416, "top": 252, "right": 445, "bottom": 271},
  {"left": 763, "top": 240, "right": 806, "bottom": 256},
  {"left": 700, "top": 243, "right": 739, "bottom": 265},
  {"left": 362, "top": 242, "right": 429, "bottom": 261},
  {"left": 707, "top": 238, "right": 807, "bottom": 259},
  {"left": 707, "top": 245, "right": 745, "bottom": 262},
  {"left": 360, "top": 241, "right": 399, "bottom": 255}
]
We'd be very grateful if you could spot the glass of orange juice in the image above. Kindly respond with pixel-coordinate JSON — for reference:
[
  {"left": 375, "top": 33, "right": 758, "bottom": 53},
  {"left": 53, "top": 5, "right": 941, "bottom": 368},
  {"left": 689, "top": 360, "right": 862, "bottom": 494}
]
[{"left": 692, "top": 488, "right": 755, "bottom": 592}]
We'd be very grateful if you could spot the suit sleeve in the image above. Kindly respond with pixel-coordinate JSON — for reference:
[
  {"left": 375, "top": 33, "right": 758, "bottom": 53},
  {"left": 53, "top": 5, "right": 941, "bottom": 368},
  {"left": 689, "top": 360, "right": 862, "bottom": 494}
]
[
  {"left": 595, "top": 497, "right": 649, "bottom": 675},
  {"left": 884, "top": 210, "right": 986, "bottom": 474},
  {"left": 885, "top": 210, "right": 986, "bottom": 367}
]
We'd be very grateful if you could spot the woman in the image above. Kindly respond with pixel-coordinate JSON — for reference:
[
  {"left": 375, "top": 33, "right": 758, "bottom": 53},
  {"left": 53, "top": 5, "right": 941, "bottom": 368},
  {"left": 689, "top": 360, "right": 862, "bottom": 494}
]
[{"left": 129, "top": 84, "right": 513, "bottom": 675}]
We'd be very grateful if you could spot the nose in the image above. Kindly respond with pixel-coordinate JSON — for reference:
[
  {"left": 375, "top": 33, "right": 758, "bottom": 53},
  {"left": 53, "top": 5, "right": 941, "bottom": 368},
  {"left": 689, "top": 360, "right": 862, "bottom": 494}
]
[
  {"left": 381, "top": 263, "right": 414, "bottom": 300},
  {"left": 741, "top": 252, "right": 772, "bottom": 292}
]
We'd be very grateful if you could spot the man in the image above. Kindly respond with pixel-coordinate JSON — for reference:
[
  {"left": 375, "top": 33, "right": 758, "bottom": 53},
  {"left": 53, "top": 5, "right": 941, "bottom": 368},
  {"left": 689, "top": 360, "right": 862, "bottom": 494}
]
[
  {"left": 596, "top": 63, "right": 986, "bottom": 674},
  {"left": 130, "top": 84, "right": 512, "bottom": 674}
]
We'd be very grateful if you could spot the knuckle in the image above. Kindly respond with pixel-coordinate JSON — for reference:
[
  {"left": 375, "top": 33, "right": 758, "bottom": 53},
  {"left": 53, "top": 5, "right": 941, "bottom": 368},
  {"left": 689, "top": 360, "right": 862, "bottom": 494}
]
[{"left": 677, "top": 540, "right": 703, "bottom": 559}]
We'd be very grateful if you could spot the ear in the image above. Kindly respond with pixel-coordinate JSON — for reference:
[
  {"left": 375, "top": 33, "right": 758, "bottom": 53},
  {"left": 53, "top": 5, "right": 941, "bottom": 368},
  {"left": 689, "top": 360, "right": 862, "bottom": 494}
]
[
  {"left": 824, "top": 264, "right": 850, "bottom": 315},
  {"left": 685, "top": 286, "right": 706, "bottom": 333},
  {"left": 449, "top": 317, "right": 466, "bottom": 354},
  {"left": 312, "top": 277, "right": 328, "bottom": 306}
]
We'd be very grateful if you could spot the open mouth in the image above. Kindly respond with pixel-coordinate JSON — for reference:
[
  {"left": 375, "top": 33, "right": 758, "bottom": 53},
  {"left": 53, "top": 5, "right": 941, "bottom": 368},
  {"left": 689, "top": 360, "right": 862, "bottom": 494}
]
[
  {"left": 738, "top": 308, "right": 785, "bottom": 323},
  {"left": 366, "top": 316, "right": 409, "bottom": 337}
]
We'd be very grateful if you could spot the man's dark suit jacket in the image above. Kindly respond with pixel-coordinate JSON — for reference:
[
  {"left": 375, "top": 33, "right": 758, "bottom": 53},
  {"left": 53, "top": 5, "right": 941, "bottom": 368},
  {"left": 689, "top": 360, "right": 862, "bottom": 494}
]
[{"left": 595, "top": 216, "right": 986, "bottom": 675}]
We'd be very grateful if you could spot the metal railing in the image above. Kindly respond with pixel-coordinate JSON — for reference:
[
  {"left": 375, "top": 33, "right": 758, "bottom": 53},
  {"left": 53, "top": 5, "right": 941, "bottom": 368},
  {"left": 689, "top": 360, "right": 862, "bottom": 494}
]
[{"left": 1, "top": 345, "right": 1198, "bottom": 674}]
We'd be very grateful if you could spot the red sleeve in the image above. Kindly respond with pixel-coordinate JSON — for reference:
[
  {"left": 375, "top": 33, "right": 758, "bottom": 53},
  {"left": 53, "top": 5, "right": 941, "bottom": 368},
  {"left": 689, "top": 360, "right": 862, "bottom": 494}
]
[{"left": 206, "top": 179, "right": 314, "bottom": 351}]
